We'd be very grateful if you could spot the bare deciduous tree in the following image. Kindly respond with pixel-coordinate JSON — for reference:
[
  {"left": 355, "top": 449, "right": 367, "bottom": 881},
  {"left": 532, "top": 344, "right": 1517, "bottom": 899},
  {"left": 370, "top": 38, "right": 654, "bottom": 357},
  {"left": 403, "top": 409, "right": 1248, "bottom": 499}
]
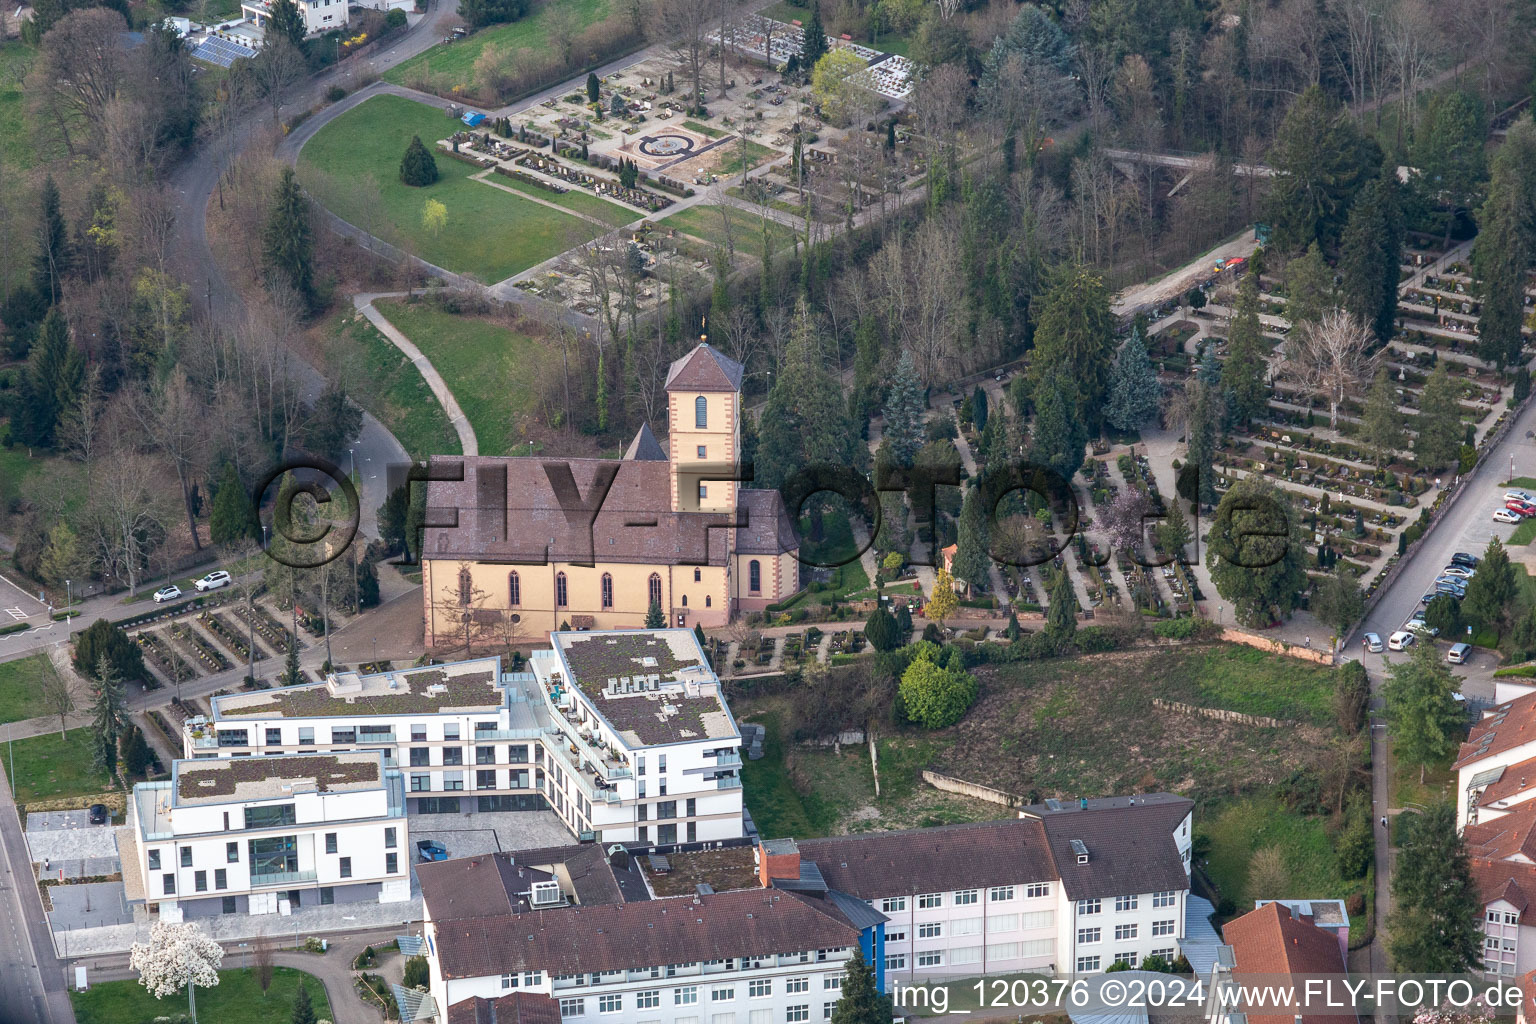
[
  {"left": 656, "top": 0, "right": 709, "bottom": 110},
  {"left": 26, "top": 7, "right": 127, "bottom": 154},
  {"left": 39, "top": 651, "right": 83, "bottom": 737},
  {"left": 1280, "top": 308, "right": 1378, "bottom": 432},
  {"left": 252, "top": 931, "right": 275, "bottom": 994}
]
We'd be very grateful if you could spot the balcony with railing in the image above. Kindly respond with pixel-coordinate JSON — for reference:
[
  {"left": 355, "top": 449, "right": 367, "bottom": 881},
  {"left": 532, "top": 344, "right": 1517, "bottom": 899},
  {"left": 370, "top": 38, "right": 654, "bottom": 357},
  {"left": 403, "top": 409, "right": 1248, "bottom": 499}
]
[
  {"left": 715, "top": 775, "right": 742, "bottom": 790},
  {"left": 250, "top": 867, "right": 318, "bottom": 887}
]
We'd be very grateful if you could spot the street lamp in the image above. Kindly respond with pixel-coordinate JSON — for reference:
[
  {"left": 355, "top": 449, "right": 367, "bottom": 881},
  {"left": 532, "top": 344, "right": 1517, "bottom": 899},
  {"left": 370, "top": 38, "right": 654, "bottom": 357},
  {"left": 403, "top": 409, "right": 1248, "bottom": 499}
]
[{"left": 65, "top": 579, "right": 71, "bottom": 612}]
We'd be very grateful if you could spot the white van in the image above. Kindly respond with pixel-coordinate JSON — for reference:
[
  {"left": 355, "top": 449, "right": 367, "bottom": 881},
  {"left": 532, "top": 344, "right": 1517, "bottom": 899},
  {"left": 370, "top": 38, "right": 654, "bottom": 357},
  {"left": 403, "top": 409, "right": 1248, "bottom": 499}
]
[{"left": 1447, "top": 642, "right": 1472, "bottom": 665}]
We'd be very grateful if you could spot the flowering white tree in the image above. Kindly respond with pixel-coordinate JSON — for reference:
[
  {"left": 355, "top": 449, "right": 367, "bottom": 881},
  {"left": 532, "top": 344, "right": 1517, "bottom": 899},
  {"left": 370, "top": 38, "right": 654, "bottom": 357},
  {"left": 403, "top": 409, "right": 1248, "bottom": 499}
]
[{"left": 129, "top": 920, "right": 224, "bottom": 1023}]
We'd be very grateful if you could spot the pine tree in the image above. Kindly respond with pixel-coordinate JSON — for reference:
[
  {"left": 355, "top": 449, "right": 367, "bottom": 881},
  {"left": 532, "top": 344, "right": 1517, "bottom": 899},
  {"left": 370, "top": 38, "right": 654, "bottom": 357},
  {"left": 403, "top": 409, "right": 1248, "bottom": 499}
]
[
  {"left": 291, "top": 982, "right": 317, "bottom": 1024},
  {"left": 1046, "top": 572, "right": 1076, "bottom": 639},
  {"left": 399, "top": 136, "right": 440, "bottom": 187},
  {"left": 830, "top": 949, "right": 892, "bottom": 1024},
  {"left": 209, "top": 464, "right": 259, "bottom": 545},
  {"left": 32, "top": 174, "right": 73, "bottom": 305},
  {"left": 952, "top": 487, "right": 990, "bottom": 593},
  {"left": 1104, "top": 325, "right": 1163, "bottom": 432},
  {"left": 755, "top": 301, "right": 859, "bottom": 489},
  {"left": 1338, "top": 172, "right": 1404, "bottom": 343},
  {"left": 282, "top": 634, "right": 302, "bottom": 688},
  {"left": 894, "top": 601, "right": 913, "bottom": 639},
  {"left": 1387, "top": 801, "right": 1484, "bottom": 972},
  {"left": 267, "top": 0, "right": 306, "bottom": 47},
  {"left": 1413, "top": 363, "right": 1463, "bottom": 470},
  {"left": 970, "top": 385, "right": 988, "bottom": 432},
  {"left": 1027, "top": 266, "right": 1116, "bottom": 428},
  {"left": 262, "top": 167, "right": 315, "bottom": 308},
  {"left": 90, "top": 654, "right": 127, "bottom": 773},
  {"left": 1028, "top": 367, "right": 1087, "bottom": 484},
  {"left": 14, "top": 306, "right": 83, "bottom": 448},
  {"left": 882, "top": 350, "right": 925, "bottom": 467},
  {"left": 864, "top": 605, "right": 897, "bottom": 652},
  {"left": 800, "top": 0, "right": 828, "bottom": 71},
  {"left": 1183, "top": 379, "right": 1219, "bottom": 505},
  {"left": 1206, "top": 477, "right": 1309, "bottom": 625},
  {"left": 1465, "top": 536, "right": 1517, "bottom": 637},
  {"left": 1471, "top": 119, "right": 1536, "bottom": 368},
  {"left": 1282, "top": 242, "right": 1333, "bottom": 329},
  {"left": 645, "top": 601, "right": 664, "bottom": 628},
  {"left": 586, "top": 72, "right": 601, "bottom": 103},
  {"left": 1359, "top": 367, "right": 1405, "bottom": 465},
  {"left": 1157, "top": 500, "right": 1192, "bottom": 557},
  {"left": 1264, "top": 85, "right": 1381, "bottom": 252},
  {"left": 1221, "top": 270, "right": 1270, "bottom": 426}
]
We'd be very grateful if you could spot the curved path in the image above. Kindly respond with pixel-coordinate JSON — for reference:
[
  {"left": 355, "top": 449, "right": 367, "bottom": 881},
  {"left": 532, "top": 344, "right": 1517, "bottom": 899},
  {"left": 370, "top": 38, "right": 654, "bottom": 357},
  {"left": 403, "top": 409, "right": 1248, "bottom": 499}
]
[{"left": 353, "top": 292, "right": 479, "bottom": 456}]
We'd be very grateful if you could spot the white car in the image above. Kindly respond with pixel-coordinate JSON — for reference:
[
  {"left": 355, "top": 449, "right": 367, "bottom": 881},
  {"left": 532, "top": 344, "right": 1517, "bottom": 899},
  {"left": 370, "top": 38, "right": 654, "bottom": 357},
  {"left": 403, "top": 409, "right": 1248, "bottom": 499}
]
[
  {"left": 1508, "top": 490, "right": 1535, "bottom": 503},
  {"left": 152, "top": 585, "right": 182, "bottom": 604},
  {"left": 194, "top": 570, "right": 231, "bottom": 593},
  {"left": 1495, "top": 508, "right": 1523, "bottom": 524},
  {"left": 1362, "top": 632, "right": 1384, "bottom": 654},
  {"left": 1440, "top": 565, "right": 1475, "bottom": 579},
  {"left": 1405, "top": 617, "right": 1440, "bottom": 637},
  {"left": 1388, "top": 630, "right": 1416, "bottom": 651}
]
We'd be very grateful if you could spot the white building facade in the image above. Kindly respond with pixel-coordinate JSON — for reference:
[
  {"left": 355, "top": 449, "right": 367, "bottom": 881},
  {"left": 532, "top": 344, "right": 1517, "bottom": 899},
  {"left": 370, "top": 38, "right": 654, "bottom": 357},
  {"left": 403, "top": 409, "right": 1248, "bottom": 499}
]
[
  {"left": 239, "top": 0, "right": 347, "bottom": 38},
  {"left": 122, "top": 751, "right": 409, "bottom": 921}
]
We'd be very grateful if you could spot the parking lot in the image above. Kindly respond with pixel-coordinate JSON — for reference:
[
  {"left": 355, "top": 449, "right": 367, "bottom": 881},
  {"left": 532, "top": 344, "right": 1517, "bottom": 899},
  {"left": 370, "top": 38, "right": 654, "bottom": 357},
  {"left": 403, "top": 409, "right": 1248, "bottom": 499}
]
[
  {"left": 25, "top": 811, "right": 120, "bottom": 879},
  {"left": 409, "top": 809, "right": 570, "bottom": 861}
]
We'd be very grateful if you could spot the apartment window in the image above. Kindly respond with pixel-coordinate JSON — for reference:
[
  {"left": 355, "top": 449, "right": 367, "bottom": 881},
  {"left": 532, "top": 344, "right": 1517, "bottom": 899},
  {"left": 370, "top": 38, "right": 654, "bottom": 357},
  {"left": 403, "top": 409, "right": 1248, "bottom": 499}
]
[
  {"left": 880, "top": 897, "right": 907, "bottom": 913},
  {"left": 1151, "top": 947, "right": 1175, "bottom": 961},
  {"left": 1488, "top": 910, "right": 1501, "bottom": 923},
  {"left": 195, "top": 871, "right": 208, "bottom": 893},
  {"left": 918, "top": 893, "right": 943, "bottom": 909},
  {"left": 695, "top": 396, "right": 708, "bottom": 428},
  {"left": 331, "top": 728, "right": 356, "bottom": 744},
  {"left": 215, "top": 869, "right": 227, "bottom": 890},
  {"left": 1507, "top": 911, "right": 1521, "bottom": 925},
  {"left": 442, "top": 748, "right": 463, "bottom": 766},
  {"left": 990, "top": 886, "right": 1014, "bottom": 902},
  {"left": 787, "top": 1007, "right": 810, "bottom": 1022},
  {"left": 443, "top": 771, "right": 464, "bottom": 791},
  {"left": 1112, "top": 952, "right": 1136, "bottom": 968},
  {"left": 825, "top": 977, "right": 842, "bottom": 991},
  {"left": 509, "top": 744, "right": 529, "bottom": 763},
  {"left": 885, "top": 929, "right": 906, "bottom": 943},
  {"left": 297, "top": 727, "right": 314, "bottom": 745},
  {"left": 559, "top": 998, "right": 583, "bottom": 1018},
  {"left": 265, "top": 728, "right": 282, "bottom": 745},
  {"left": 638, "top": 826, "right": 648, "bottom": 842},
  {"left": 649, "top": 573, "right": 662, "bottom": 607},
  {"left": 386, "top": 852, "right": 398, "bottom": 874},
  {"left": 916, "top": 952, "right": 943, "bottom": 967},
  {"left": 1114, "top": 924, "right": 1138, "bottom": 941},
  {"left": 657, "top": 800, "right": 677, "bottom": 820},
  {"left": 148, "top": 849, "right": 161, "bottom": 870},
  {"left": 1076, "top": 956, "right": 1100, "bottom": 973},
  {"left": 385, "top": 827, "right": 396, "bottom": 850},
  {"left": 1152, "top": 919, "right": 1176, "bottom": 936},
  {"left": 1077, "top": 928, "right": 1101, "bottom": 944},
  {"left": 676, "top": 987, "right": 699, "bottom": 1005},
  {"left": 181, "top": 847, "right": 193, "bottom": 867},
  {"left": 325, "top": 833, "right": 338, "bottom": 854},
  {"left": 1078, "top": 899, "right": 1101, "bottom": 915},
  {"left": 955, "top": 888, "right": 978, "bottom": 906},
  {"left": 601, "top": 573, "right": 614, "bottom": 609},
  {"left": 477, "top": 770, "right": 497, "bottom": 790},
  {"left": 787, "top": 978, "right": 809, "bottom": 994},
  {"left": 163, "top": 874, "right": 176, "bottom": 895},
  {"left": 411, "top": 774, "right": 430, "bottom": 792},
  {"left": 598, "top": 994, "right": 622, "bottom": 1014},
  {"left": 658, "top": 754, "right": 667, "bottom": 772},
  {"left": 918, "top": 923, "right": 942, "bottom": 939},
  {"left": 320, "top": 887, "right": 334, "bottom": 905},
  {"left": 1115, "top": 895, "right": 1139, "bottom": 912},
  {"left": 477, "top": 746, "right": 496, "bottom": 764},
  {"left": 222, "top": 896, "right": 237, "bottom": 914},
  {"left": 951, "top": 917, "right": 982, "bottom": 936},
  {"left": 1151, "top": 891, "right": 1177, "bottom": 908},
  {"left": 443, "top": 724, "right": 459, "bottom": 741},
  {"left": 885, "top": 954, "right": 905, "bottom": 971},
  {"left": 687, "top": 822, "right": 697, "bottom": 842},
  {"left": 748, "top": 979, "right": 771, "bottom": 998},
  {"left": 501, "top": 974, "right": 517, "bottom": 990},
  {"left": 411, "top": 725, "right": 428, "bottom": 742},
  {"left": 339, "top": 857, "right": 352, "bottom": 879},
  {"left": 712, "top": 987, "right": 735, "bottom": 1001},
  {"left": 637, "top": 991, "right": 660, "bottom": 1009},
  {"left": 556, "top": 572, "right": 568, "bottom": 607},
  {"left": 410, "top": 748, "right": 430, "bottom": 767},
  {"left": 509, "top": 571, "right": 521, "bottom": 606},
  {"left": 1025, "top": 883, "right": 1049, "bottom": 898}
]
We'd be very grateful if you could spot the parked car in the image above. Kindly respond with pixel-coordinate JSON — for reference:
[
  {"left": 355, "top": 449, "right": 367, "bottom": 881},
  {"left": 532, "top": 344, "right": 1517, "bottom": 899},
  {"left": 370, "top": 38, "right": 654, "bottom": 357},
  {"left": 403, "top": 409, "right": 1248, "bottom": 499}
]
[
  {"left": 1405, "top": 617, "right": 1440, "bottom": 637},
  {"left": 1495, "top": 509, "right": 1524, "bottom": 524},
  {"left": 153, "top": 585, "right": 183, "bottom": 603},
  {"left": 88, "top": 804, "right": 108, "bottom": 825},
  {"left": 1435, "top": 582, "right": 1468, "bottom": 598},
  {"left": 1452, "top": 552, "right": 1481, "bottom": 568},
  {"left": 1507, "top": 500, "right": 1536, "bottom": 517},
  {"left": 1447, "top": 642, "right": 1473, "bottom": 665},
  {"left": 1507, "top": 490, "right": 1535, "bottom": 504},
  {"left": 1441, "top": 565, "right": 1475, "bottom": 579},
  {"left": 1388, "top": 630, "right": 1416, "bottom": 651},
  {"left": 194, "top": 570, "right": 231, "bottom": 592},
  {"left": 1363, "top": 632, "right": 1384, "bottom": 654},
  {"left": 417, "top": 839, "right": 448, "bottom": 862}
]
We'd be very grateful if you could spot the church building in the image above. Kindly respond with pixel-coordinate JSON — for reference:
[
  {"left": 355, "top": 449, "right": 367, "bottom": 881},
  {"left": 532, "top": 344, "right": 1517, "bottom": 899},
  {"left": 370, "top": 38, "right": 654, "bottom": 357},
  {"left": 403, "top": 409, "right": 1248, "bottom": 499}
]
[{"left": 420, "top": 345, "right": 800, "bottom": 645}]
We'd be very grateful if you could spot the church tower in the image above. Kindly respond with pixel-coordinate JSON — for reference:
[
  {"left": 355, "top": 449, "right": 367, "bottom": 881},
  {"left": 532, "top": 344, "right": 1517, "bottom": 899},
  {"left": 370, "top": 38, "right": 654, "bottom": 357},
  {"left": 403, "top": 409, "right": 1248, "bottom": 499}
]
[{"left": 663, "top": 344, "right": 744, "bottom": 515}]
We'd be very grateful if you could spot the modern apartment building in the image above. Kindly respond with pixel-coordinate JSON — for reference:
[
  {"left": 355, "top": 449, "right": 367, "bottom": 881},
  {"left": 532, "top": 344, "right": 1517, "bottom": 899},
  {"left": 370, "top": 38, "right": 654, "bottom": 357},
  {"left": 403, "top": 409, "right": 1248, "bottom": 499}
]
[
  {"left": 119, "top": 751, "right": 409, "bottom": 921},
  {"left": 181, "top": 628, "right": 745, "bottom": 843},
  {"left": 1466, "top": 800, "right": 1536, "bottom": 976}
]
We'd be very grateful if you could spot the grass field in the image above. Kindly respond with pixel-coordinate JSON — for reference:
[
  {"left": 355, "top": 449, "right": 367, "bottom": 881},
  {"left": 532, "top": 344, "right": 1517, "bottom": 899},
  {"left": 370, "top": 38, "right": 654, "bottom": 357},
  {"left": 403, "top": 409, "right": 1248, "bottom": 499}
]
[
  {"left": 316, "top": 309, "right": 461, "bottom": 460},
  {"left": 373, "top": 299, "right": 545, "bottom": 457},
  {"left": 0, "top": 654, "right": 60, "bottom": 725},
  {"left": 298, "top": 94, "right": 604, "bottom": 281},
  {"left": 72, "top": 967, "right": 333, "bottom": 1024},
  {"left": 487, "top": 173, "right": 636, "bottom": 226},
  {"left": 384, "top": 0, "right": 610, "bottom": 91},
  {"left": 7, "top": 727, "right": 112, "bottom": 804},
  {"left": 0, "top": 42, "right": 38, "bottom": 170},
  {"left": 715, "top": 138, "right": 780, "bottom": 177},
  {"left": 660, "top": 203, "right": 797, "bottom": 254}
]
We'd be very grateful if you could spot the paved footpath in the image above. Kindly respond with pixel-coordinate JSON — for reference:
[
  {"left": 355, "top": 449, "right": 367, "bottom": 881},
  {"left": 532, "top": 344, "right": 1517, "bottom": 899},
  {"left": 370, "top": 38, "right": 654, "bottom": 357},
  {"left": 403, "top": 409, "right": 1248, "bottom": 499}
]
[{"left": 353, "top": 293, "right": 479, "bottom": 457}]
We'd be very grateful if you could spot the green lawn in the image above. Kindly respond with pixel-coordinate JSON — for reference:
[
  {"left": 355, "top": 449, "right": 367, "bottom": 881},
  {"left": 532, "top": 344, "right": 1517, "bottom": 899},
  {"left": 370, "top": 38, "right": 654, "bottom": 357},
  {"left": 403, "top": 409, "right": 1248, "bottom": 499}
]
[
  {"left": 715, "top": 138, "right": 780, "bottom": 178},
  {"left": 373, "top": 299, "right": 545, "bottom": 457},
  {"left": 660, "top": 203, "right": 797, "bottom": 254},
  {"left": 318, "top": 309, "right": 461, "bottom": 460},
  {"left": 1175, "top": 644, "right": 1337, "bottom": 724},
  {"left": 7, "top": 727, "right": 113, "bottom": 804},
  {"left": 0, "top": 42, "right": 38, "bottom": 170},
  {"left": 298, "top": 94, "right": 604, "bottom": 282},
  {"left": 0, "top": 655, "right": 59, "bottom": 725},
  {"left": 73, "top": 967, "right": 333, "bottom": 1024},
  {"left": 0, "top": 447, "right": 49, "bottom": 517},
  {"left": 488, "top": 173, "right": 637, "bottom": 226},
  {"left": 1512, "top": 518, "right": 1536, "bottom": 545},
  {"left": 385, "top": 0, "right": 610, "bottom": 92}
]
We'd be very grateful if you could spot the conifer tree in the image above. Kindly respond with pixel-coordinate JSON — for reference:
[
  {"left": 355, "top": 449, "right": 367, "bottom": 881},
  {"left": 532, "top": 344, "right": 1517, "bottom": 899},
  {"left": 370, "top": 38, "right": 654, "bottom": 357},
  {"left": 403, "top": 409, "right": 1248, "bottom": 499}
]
[
  {"left": 1220, "top": 270, "right": 1270, "bottom": 426},
  {"left": 952, "top": 487, "right": 990, "bottom": 593},
  {"left": 32, "top": 175, "right": 73, "bottom": 305},
  {"left": 14, "top": 306, "right": 83, "bottom": 448},
  {"left": 830, "top": 950, "right": 891, "bottom": 1024},
  {"left": 1338, "top": 172, "right": 1404, "bottom": 343},
  {"left": 1104, "top": 325, "right": 1163, "bottom": 432},
  {"left": 262, "top": 167, "right": 315, "bottom": 308},
  {"left": 1359, "top": 368, "right": 1405, "bottom": 465},
  {"left": 1046, "top": 573, "right": 1076, "bottom": 639},
  {"left": 1413, "top": 363, "right": 1463, "bottom": 470},
  {"left": 267, "top": 0, "right": 306, "bottom": 48},
  {"left": 800, "top": 0, "right": 828, "bottom": 71},
  {"left": 1387, "top": 802, "right": 1483, "bottom": 972},
  {"left": 399, "top": 135, "right": 440, "bottom": 187},
  {"left": 882, "top": 350, "right": 926, "bottom": 467},
  {"left": 90, "top": 654, "right": 127, "bottom": 773}
]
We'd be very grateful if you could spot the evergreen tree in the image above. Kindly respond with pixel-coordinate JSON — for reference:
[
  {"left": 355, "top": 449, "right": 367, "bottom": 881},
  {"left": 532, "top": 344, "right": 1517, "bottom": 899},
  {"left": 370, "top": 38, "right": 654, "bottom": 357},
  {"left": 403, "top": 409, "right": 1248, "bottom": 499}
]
[
  {"left": 457, "top": 0, "right": 528, "bottom": 27},
  {"left": 1382, "top": 637, "right": 1465, "bottom": 781},
  {"left": 378, "top": 483, "right": 411, "bottom": 555},
  {"left": 1264, "top": 85, "right": 1382, "bottom": 252},
  {"left": 1471, "top": 119, "right": 1536, "bottom": 368},
  {"left": 864, "top": 604, "right": 898, "bottom": 652},
  {"left": 121, "top": 725, "right": 154, "bottom": 777},
  {"left": 209, "top": 463, "right": 258, "bottom": 545},
  {"left": 302, "top": 383, "right": 363, "bottom": 459},
  {"left": 645, "top": 601, "right": 664, "bottom": 628},
  {"left": 830, "top": 951, "right": 893, "bottom": 1023},
  {"left": 952, "top": 487, "right": 990, "bottom": 593},
  {"left": 800, "top": 0, "right": 828, "bottom": 71},
  {"left": 586, "top": 72, "right": 601, "bottom": 103},
  {"left": 1028, "top": 266, "right": 1116, "bottom": 428},
  {"left": 1415, "top": 91, "right": 1488, "bottom": 244},
  {"left": 266, "top": 0, "right": 306, "bottom": 47},
  {"left": 74, "top": 619, "right": 146, "bottom": 683},
  {"left": 894, "top": 601, "right": 913, "bottom": 640},
  {"left": 1221, "top": 271, "right": 1269, "bottom": 426},
  {"left": 32, "top": 174, "right": 73, "bottom": 305},
  {"left": 970, "top": 385, "right": 988, "bottom": 432},
  {"left": 1338, "top": 172, "right": 1404, "bottom": 342},
  {"left": 1413, "top": 363, "right": 1464, "bottom": 470},
  {"left": 755, "top": 301, "right": 859, "bottom": 489},
  {"left": 1206, "top": 477, "right": 1308, "bottom": 625},
  {"left": 694, "top": 622, "right": 708, "bottom": 650},
  {"left": 291, "top": 982, "right": 317, "bottom": 1024},
  {"left": 1183, "top": 379, "right": 1219, "bottom": 505},
  {"left": 1311, "top": 564, "right": 1363, "bottom": 635},
  {"left": 262, "top": 167, "right": 316, "bottom": 308},
  {"left": 1104, "top": 326, "right": 1162, "bottom": 432},
  {"left": 399, "top": 136, "right": 440, "bottom": 187},
  {"left": 13, "top": 306, "right": 83, "bottom": 448},
  {"left": 1387, "top": 802, "right": 1484, "bottom": 972},
  {"left": 90, "top": 654, "right": 127, "bottom": 773},
  {"left": 1157, "top": 500, "right": 1192, "bottom": 557},
  {"left": 1006, "top": 606, "right": 1021, "bottom": 641},
  {"left": 1282, "top": 242, "right": 1333, "bottom": 329},
  {"left": 882, "top": 350, "right": 925, "bottom": 467},
  {"left": 1046, "top": 572, "right": 1076, "bottom": 639},
  {"left": 1464, "top": 536, "right": 1517, "bottom": 637},
  {"left": 282, "top": 634, "right": 303, "bottom": 688},
  {"left": 1360, "top": 368, "right": 1406, "bottom": 465},
  {"left": 1028, "top": 367, "right": 1087, "bottom": 484}
]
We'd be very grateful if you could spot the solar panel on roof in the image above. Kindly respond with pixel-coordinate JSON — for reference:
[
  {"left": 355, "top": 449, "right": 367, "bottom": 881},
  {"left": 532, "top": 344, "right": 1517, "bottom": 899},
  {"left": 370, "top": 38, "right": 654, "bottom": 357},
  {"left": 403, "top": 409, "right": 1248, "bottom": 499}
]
[{"left": 192, "top": 36, "right": 257, "bottom": 67}]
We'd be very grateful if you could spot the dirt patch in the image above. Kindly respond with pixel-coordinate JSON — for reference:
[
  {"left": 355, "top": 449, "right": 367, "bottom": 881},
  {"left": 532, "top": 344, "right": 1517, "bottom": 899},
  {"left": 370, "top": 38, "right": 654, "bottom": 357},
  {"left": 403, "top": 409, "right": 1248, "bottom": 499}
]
[{"left": 644, "top": 846, "right": 759, "bottom": 896}]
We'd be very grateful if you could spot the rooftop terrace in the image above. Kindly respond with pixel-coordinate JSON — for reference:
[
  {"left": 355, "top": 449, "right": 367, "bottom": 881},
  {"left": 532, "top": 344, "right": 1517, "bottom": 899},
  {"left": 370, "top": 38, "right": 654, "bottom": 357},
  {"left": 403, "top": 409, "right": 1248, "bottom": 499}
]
[
  {"left": 213, "top": 657, "right": 504, "bottom": 719},
  {"left": 174, "top": 752, "right": 384, "bottom": 804}
]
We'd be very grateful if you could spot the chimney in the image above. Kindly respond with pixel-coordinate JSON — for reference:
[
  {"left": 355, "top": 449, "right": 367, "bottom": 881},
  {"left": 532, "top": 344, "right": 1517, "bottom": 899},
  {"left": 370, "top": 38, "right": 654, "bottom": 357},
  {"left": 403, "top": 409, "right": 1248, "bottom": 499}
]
[{"left": 757, "top": 838, "right": 801, "bottom": 888}]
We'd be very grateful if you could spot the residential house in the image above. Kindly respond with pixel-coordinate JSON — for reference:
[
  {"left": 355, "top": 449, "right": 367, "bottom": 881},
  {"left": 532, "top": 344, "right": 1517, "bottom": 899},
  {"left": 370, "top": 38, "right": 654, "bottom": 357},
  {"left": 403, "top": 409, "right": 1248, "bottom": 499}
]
[
  {"left": 1207, "top": 901, "right": 1356, "bottom": 1024},
  {"left": 1455, "top": 693, "right": 1536, "bottom": 828}
]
